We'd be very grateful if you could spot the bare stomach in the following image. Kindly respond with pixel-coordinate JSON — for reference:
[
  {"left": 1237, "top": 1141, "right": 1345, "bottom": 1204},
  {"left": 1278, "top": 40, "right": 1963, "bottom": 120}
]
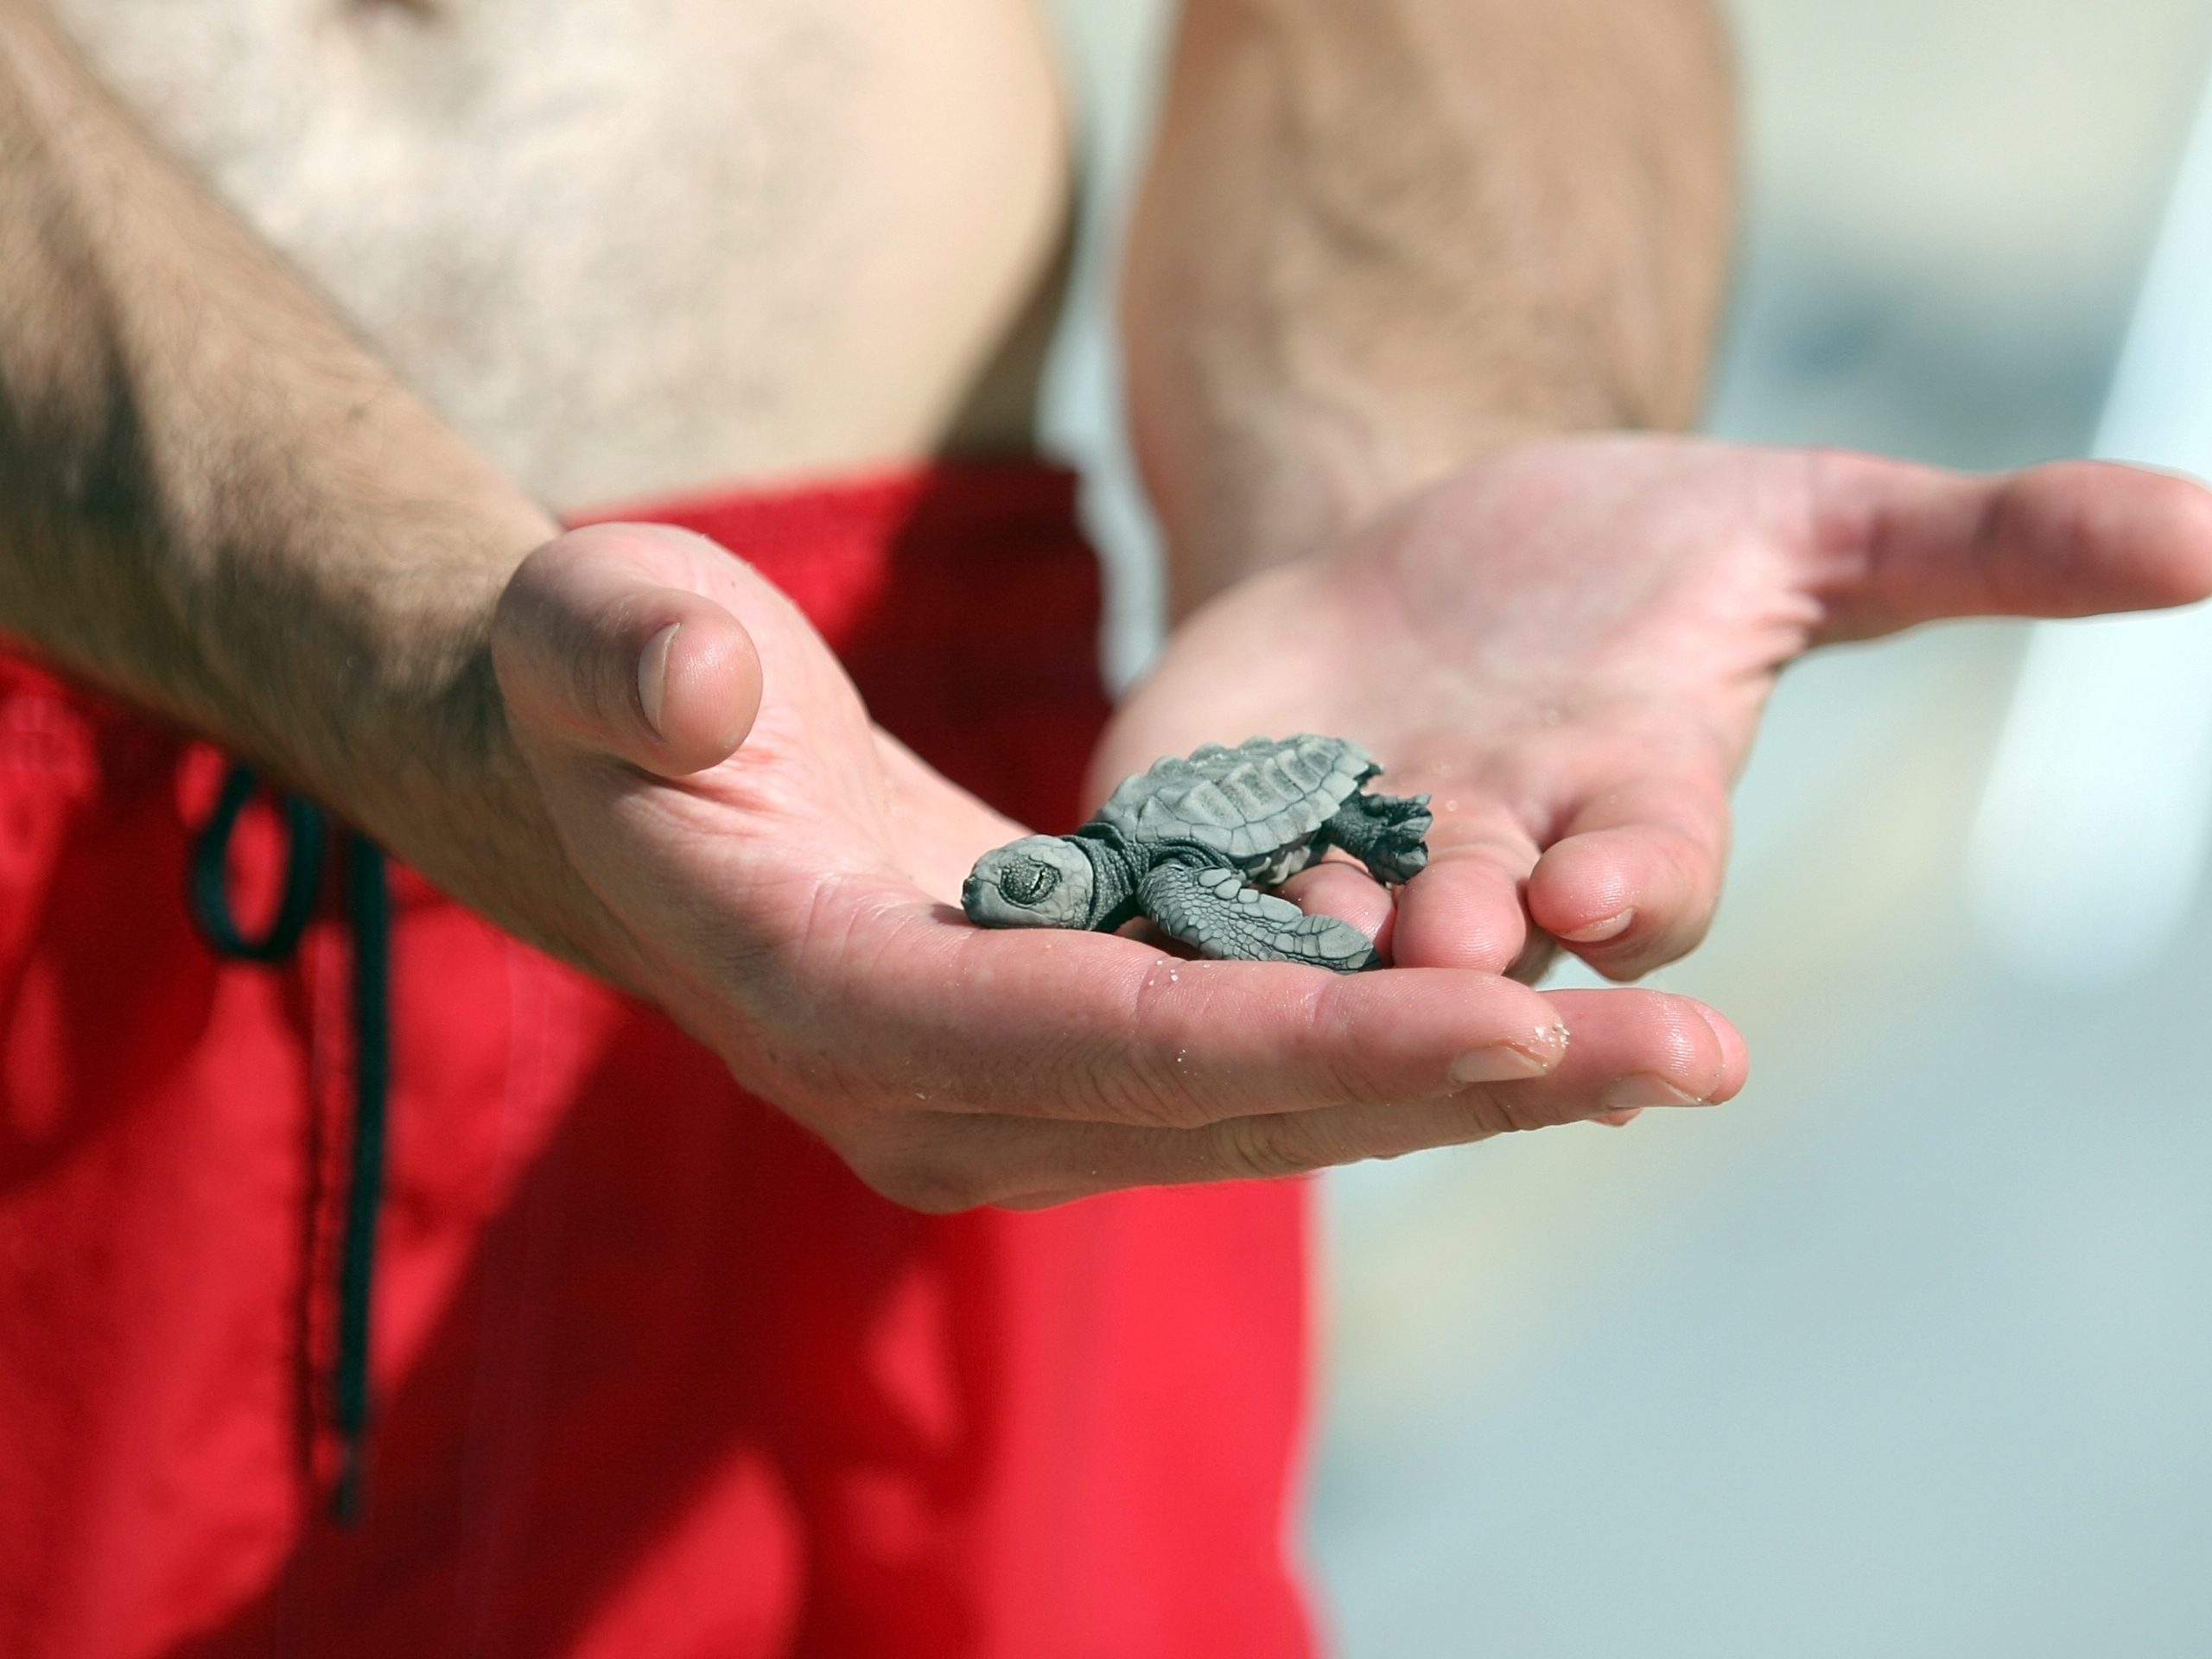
[{"left": 48, "top": 0, "right": 1072, "bottom": 510}]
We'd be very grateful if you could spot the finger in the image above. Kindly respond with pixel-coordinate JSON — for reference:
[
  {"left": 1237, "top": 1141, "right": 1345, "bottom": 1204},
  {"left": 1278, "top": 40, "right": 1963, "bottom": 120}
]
[
  {"left": 920, "top": 987, "right": 1745, "bottom": 1207},
  {"left": 1525, "top": 772, "right": 1732, "bottom": 980},
  {"left": 1385, "top": 801, "right": 1541, "bottom": 975},
  {"left": 820, "top": 909, "right": 1575, "bottom": 1140},
  {"left": 1804, "top": 453, "right": 2212, "bottom": 643},
  {"left": 1276, "top": 859, "right": 1396, "bottom": 959},
  {"left": 492, "top": 524, "right": 765, "bottom": 776},
  {"left": 1217, "top": 985, "right": 1747, "bottom": 1164}
]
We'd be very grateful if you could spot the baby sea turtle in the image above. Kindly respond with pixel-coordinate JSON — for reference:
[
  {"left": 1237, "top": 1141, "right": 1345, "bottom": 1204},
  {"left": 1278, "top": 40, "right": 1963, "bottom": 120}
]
[{"left": 962, "top": 734, "right": 1431, "bottom": 971}]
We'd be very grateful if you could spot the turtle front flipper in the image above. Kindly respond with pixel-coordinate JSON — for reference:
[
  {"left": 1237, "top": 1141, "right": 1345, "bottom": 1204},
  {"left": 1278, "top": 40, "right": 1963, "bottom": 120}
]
[
  {"left": 1324, "top": 791, "right": 1433, "bottom": 884},
  {"left": 1138, "top": 860, "right": 1377, "bottom": 972}
]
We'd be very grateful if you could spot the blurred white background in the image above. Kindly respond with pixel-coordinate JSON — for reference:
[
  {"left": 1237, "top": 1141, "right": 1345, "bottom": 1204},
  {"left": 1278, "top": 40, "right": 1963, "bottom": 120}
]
[{"left": 1038, "top": 1, "right": 2212, "bottom": 1652}]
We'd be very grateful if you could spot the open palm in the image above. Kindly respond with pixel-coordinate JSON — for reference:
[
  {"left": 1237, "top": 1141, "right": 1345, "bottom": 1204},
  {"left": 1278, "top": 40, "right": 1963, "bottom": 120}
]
[{"left": 1100, "top": 435, "right": 2212, "bottom": 982}]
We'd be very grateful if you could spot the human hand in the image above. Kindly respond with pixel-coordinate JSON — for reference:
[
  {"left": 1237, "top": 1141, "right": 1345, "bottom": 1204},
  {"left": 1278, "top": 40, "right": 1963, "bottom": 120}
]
[
  {"left": 1100, "top": 435, "right": 2212, "bottom": 982},
  {"left": 488, "top": 520, "right": 1748, "bottom": 1209}
]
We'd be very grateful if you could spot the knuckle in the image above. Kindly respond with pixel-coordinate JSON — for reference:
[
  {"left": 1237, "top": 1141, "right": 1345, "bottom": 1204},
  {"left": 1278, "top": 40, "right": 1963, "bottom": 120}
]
[
  {"left": 1108, "top": 1078, "right": 1217, "bottom": 1132},
  {"left": 488, "top": 552, "right": 634, "bottom": 743},
  {"left": 1296, "top": 979, "right": 1394, "bottom": 1109},
  {"left": 1062, "top": 963, "right": 1380, "bottom": 1135},
  {"left": 1217, "top": 975, "right": 1344, "bottom": 1100},
  {"left": 1081, "top": 967, "right": 1234, "bottom": 1130},
  {"left": 1213, "top": 1113, "right": 1320, "bottom": 1182},
  {"left": 1067, "top": 1038, "right": 1210, "bottom": 1130},
  {"left": 1458, "top": 1084, "right": 1568, "bottom": 1138}
]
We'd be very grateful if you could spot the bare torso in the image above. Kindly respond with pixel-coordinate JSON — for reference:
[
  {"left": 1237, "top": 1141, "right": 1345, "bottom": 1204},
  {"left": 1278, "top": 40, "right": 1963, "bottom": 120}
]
[{"left": 49, "top": 0, "right": 1071, "bottom": 509}]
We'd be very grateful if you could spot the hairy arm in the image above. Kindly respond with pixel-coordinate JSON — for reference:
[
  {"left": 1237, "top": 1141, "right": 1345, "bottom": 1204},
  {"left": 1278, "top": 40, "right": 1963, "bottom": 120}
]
[
  {"left": 1122, "top": 0, "right": 1735, "bottom": 612},
  {"left": 0, "top": 0, "right": 1775, "bottom": 1198},
  {"left": 0, "top": 0, "right": 615, "bottom": 962}
]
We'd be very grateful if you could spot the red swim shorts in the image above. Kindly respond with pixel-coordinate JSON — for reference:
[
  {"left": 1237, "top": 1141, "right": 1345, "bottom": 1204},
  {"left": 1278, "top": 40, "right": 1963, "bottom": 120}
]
[{"left": 0, "top": 462, "right": 1316, "bottom": 1659}]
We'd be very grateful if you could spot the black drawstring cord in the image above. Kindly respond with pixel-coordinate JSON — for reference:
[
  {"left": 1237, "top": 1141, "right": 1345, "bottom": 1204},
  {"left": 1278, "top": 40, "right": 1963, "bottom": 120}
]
[
  {"left": 331, "top": 828, "right": 390, "bottom": 1526},
  {"left": 190, "top": 766, "right": 327, "bottom": 962},
  {"left": 188, "top": 763, "right": 391, "bottom": 1528}
]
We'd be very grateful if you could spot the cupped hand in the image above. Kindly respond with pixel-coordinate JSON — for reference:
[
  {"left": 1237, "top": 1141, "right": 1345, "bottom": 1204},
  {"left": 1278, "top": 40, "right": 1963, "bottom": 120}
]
[
  {"left": 1100, "top": 435, "right": 2212, "bottom": 982},
  {"left": 487, "top": 519, "right": 1747, "bottom": 1210}
]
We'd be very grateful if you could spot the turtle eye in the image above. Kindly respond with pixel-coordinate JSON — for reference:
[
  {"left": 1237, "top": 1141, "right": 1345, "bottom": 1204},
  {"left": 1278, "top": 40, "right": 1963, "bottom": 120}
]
[{"left": 1001, "top": 859, "right": 1058, "bottom": 906}]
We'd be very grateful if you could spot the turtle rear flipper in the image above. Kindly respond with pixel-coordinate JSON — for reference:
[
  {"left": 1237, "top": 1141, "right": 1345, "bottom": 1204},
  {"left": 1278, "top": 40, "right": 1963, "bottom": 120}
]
[
  {"left": 1139, "top": 861, "right": 1376, "bottom": 972},
  {"left": 1325, "top": 791, "right": 1433, "bottom": 885}
]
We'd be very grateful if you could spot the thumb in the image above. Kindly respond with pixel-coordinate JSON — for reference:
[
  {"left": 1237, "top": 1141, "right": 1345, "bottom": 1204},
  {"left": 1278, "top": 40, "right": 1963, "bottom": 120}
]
[
  {"left": 491, "top": 523, "right": 764, "bottom": 776},
  {"left": 1802, "top": 453, "right": 2212, "bottom": 643}
]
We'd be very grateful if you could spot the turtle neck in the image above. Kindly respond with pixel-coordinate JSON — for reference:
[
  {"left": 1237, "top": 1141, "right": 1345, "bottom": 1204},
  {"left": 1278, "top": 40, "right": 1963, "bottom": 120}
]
[{"left": 1073, "top": 828, "right": 1143, "bottom": 931}]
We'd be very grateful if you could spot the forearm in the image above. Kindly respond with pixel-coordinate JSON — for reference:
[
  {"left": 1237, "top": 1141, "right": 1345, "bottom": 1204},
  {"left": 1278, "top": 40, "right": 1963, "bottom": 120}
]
[
  {"left": 1122, "top": 0, "right": 1735, "bottom": 611},
  {"left": 0, "top": 3, "right": 607, "bottom": 963}
]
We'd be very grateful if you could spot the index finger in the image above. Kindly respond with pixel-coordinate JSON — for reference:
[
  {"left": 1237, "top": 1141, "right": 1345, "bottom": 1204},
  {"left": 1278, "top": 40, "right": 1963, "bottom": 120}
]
[
  {"left": 911, "top": 984, "right": 1749, "bottom": 1208},
  {"left": 806, "top": 903, "right": 1573, "bottom": 1131}
]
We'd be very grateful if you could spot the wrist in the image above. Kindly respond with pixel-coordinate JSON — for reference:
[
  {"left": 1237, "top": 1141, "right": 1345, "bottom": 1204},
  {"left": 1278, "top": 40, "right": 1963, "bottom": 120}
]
[
  {"left": 1143, "top": 399, "right": 1587, "bottom": 620},
  {"left": 215, "top": 513, "right": 645, "bottom": 984},
  {"left": 345, "top": 603, "right": 646, "bottom": 988}
]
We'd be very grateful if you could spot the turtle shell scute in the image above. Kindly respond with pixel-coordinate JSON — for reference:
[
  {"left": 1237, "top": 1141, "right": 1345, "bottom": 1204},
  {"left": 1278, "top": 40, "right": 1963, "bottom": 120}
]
[{"left": 1096, "top": 734, "right": 1379, "bottom": 860}]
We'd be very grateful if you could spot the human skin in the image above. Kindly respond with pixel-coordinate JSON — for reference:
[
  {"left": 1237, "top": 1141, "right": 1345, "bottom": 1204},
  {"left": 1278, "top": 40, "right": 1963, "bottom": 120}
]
[
  {"left": 1098, "top": 436, "right": 2212, "bottom": 1005},
  {"left": 1103, "top": 0, "right": 2212, "bottom": 1027},
  {"left": 6, "top": 0, "right": 2202, "bottom": 1206},
  {"left": 34, "top": 0, "right": 1072, "bottom": 504},
  {"left": 0, "top": 0, "right": 1740, "bottom": 1211}
]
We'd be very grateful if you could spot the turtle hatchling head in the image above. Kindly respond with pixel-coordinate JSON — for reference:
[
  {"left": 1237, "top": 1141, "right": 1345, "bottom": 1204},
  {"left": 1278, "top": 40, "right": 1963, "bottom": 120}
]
[{"left": 963, "top": 836, "right": 1095, "bottom": 931}]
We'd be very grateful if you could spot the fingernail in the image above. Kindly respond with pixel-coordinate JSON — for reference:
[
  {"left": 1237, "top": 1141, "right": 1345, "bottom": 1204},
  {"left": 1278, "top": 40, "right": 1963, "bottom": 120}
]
[
  {"left": 1599, "top": 1073, "right": 1704, "bottom": 1110},
  {"left": 639, "top": 623, "right": 679, "bottom": 737},
  {"left": 1451, "top": 1043, "right": 1554, "bottom": 1084},
  {"left": 1559, "top": 907, "right": 1635, "bottom": 944}
]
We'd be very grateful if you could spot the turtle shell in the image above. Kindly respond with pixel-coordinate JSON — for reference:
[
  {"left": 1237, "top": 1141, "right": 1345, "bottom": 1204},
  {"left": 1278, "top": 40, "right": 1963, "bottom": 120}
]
[{"left": 1096, "top": 734, "right": 1380, "bottom": 862}]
